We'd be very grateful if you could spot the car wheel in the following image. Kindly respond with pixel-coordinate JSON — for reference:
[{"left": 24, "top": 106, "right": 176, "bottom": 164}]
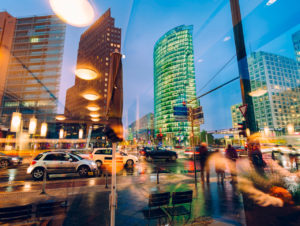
[
  {"left": 78, "top": 166, "right": 89, "bottom": 177},
  {"left": 146, "top": 156, "right": 152, "bottom": 162},
  {"left": 96, "top": 160, "right": 102, "bottom": 168},
  {"left": 126, "top": 159, "right": 134, "bottom": 168},
  {"left": 0, "top": 160, "right": 9, "bottom": 168},
  {"left": 32, "top": 168, "right": 44, "bottom": 180}
]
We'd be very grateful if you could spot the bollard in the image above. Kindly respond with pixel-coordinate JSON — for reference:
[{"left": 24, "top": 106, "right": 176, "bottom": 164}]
[
  {"left": 40, "top": 169, "right": 47, "bottom": 195},
  {"left": 105, "top": 170, "right": 108, "bottom": 189}
]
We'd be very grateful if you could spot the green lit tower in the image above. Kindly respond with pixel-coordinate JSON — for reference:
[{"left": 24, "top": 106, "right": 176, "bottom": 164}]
[{"left": 153, "top": 25, "right": 199, "bottom": 146}]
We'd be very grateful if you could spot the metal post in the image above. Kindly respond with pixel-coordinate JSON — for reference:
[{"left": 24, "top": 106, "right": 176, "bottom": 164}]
[
  {"left": 105, "top": 169, "right": 108, "bottom": 189},
  {"left": 40, "top": 169, "right": 47, "bottom": 195},
  {"left": 110, "top": 143, "right": 117, "bottom": 226},
  {"left": 189, "top": 108, "right": 197, "bottom": 185},
  {"left": 230, "top": 0, "right": 257, "bottom": 133},
  {"left": 156, "top": 167, "right": 159, "bottom": 184}
]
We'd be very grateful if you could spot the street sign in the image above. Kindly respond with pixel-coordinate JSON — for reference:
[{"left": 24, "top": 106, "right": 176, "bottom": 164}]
[
  {"left": 191, "top": 106, "right": 204, "bottom": 120},
  {"left": 173, "top": 106, "right": 188, "bottom": 116},
  {"left": 239, "top": 104, "right": 247, "bottom": 117},
  {"left": 194, "top": 118, "right": 204, "bottom": 125}
]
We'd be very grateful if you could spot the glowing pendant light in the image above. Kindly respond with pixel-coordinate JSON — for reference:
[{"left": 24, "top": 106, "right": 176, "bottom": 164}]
[
  {"left": 10, "top": 112, "right": 22, "bottom": 132},
  {"left": 49, "top": 0, "right": 95, "bottom": 27},
  {"left": 28, "top": 117, "right": 37, "bottom": 134},
  {"left": 76, "top": 68, "right": 98, "bottom": 80},
  {"left": 59, "top": 128, "right": 64, "bottom": 139},
  {"left": 91, "top": 118, "right": 100, "bottom": 122},
  {"left": 40, "top": 122, "right": 48, "bottom": 137},
  {"left": 82, "top": 92, "right": 100, "bottom": 101},
  {"left": 79, "top": 128, "right": 84, "bottom": 139},
  {"left": 86, "top": 105, "right": 100, "bottom": 111},
  {"left": 56, "top": 115, "right": 66, "bottom": 121},
  {"left": 90, "top": 112, "right": 100, "bottom": 118}
]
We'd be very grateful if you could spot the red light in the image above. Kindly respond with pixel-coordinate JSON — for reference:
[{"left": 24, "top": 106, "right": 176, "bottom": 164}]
[{"left": 31, "top": 160, "right": 36, "bottom": 165}]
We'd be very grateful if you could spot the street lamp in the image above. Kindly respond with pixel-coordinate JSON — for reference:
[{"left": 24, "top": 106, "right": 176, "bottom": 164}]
[
  {"left": 49, "top": 0, "right": 95, "bottom": 27},
  {"left": 91, "top": 118, "right": 100, "bottom": 122},
  {"left": 78, "top": 128, "right": 84, "bottom": 139},
  {"left": 287, "top": 124, "right": 294, "bottom": 135},
  {"left": 90, "top": 112, "right": 100, "bottom": 118},
  {"left": 59, "top": 128, "right": 64, "bottom": 139}
]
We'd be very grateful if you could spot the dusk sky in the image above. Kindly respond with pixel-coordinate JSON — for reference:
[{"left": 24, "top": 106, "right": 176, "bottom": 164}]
[{"left": 1, "top": 0, "right": 299, "bottom": 132}]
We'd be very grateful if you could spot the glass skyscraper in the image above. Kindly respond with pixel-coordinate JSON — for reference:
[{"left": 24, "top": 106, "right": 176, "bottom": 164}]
[
  {"left": 1, "top": 15, "right": 66, "bottom": 122},
  {"left": 248, "top": 51, "right": 300, "bottom": 130},
  {"left": 292, "top": 30, "right": 300, "bottom": 63},
  {"left": 153, "top": 25, "right": 199, "bottom": 145}
]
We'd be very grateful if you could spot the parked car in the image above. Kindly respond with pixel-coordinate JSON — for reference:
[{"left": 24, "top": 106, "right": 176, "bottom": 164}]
[
  {"left": 0, "top": 152, "right": 22, "bottom": 168},
  {"left": 139, "top": 147, "right": 154, "bottom": 156},
  {"left": 27, "top": 152, "right": 97, "bottom": 180},
  {"left": 65, "top": 149, "right": 91, "bottom": 160},
  {"left": 92, "top": 148, "right": 138, "bottom": 168},
  {"left": 145, "top": 149, "right": 177, "bottom": 161}
]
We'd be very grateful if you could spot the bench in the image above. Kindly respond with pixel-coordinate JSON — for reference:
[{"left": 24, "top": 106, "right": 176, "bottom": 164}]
[
  {"left": 0, "top": 204, "right": 33, "bottom": 223},
  {"left": 165, "top": 190, "right": 193, "bottom": 222},
  {"left": 142, "top": 192, "right": 170, "bottom": 224}
]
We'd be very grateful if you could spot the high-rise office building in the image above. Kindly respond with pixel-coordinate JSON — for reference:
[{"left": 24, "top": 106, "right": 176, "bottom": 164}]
[
  {"left": 1, "top": 14, "right": 66, "bottom": 121},
  {"left": 292, "top": 30, "right": 300, "bottom": 63},
  {"left": 127, "top": 113, "right": 154, "bottom": 141},
  {"left": 248, "top": 51, "right": 300, "bottom": 130},
  {"left": 65, "top": 9, "right": 121, "bottom": 120},
  {"left": 231, "top": 103, "right": 243, "bottom": 128},
  {"left": 153, "top": 25, "right": 199, "bottom": 145},
  {"left": 0, "top": 12, "right": 16, "bottom": 108}
]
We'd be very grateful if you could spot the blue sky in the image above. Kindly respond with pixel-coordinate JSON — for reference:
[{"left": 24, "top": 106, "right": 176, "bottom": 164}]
[{"left": 1, "top": 0, "right": 300, "bottom": 132}]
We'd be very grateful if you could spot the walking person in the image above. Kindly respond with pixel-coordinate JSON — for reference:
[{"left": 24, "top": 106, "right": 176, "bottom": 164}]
[
  {"left": 198, "top": 142, "right": 210, "bottom": 183},
  {"left": 214, "top": 149, "right": 225, "bottom": 184},
  {"left": 225, "top": 144, "right": 238, "bottom": 184},
  {"left": 248, "top": 142, "right": 266, "bottom": 176}
]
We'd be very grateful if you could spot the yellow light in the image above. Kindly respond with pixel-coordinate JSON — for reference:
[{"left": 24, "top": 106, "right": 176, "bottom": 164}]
[
  {"left": 28, "top": 117, "right": 37, "bottom": 134},
  {"left": 246, "top": 128, "right": 250, "bottom": 137},
  {"left": 82, "top": 93, "right": 100, "bottom": 101},
  {"left": 79, "top": 129, "right": 84, "bottom": 139},
  {"left": 56, "top": 115, "right": 66, "bottom": 121},
  {"left": 10, "top": 112, "right": 22, "bottom": 132},
  {"left": 91, "top": 118, "right": 100, "bottom": 122},
  {"left": 287, "top": 124, "right": 294, "bottom": 135},
  {"left": 49, "top": 0, "right": 95, "bottom": 27},
  {"left": 59, "top": 128, "right": 64, "bottom": 139},
  {"left": 75, "top": 68, "right": 98, "bottom": 80},
  {"left": 86, "top": 105, "right": 100, "bottom": 111},
  {"left": 40, "top": 122, "right": 48, "bottom": 137},
  {"left": 264, "top": 127, "right": 269, "bottom": 136},
  {"left": 249, "top": 89, "right": 268, "bottom": 97},
  {"left": 90, "top": 112, "right": 100, "bottom": 118}
]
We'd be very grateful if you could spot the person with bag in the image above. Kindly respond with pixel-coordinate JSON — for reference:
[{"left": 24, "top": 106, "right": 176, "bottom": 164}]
[{"left": 248, "top": 142, "right": 266, "bottom": 175}]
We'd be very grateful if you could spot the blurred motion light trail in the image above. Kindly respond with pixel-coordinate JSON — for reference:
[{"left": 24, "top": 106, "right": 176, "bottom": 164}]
[{"left": 49, "top": 0, "right": 95, "bottom": 27}]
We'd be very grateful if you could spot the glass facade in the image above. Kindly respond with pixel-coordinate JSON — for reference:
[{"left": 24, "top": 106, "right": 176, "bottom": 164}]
[
  {"left": 1, "top": 15, "right": 65, "bottom": 122},
  {"left": 231, "top": 103, "right": 243, "bottom": 128},
  {"left": 248, "top": 51, "right": 300, "bottom": 130},
  {"left": 153, "top": 25, "right": 199, "bottom": 145}
]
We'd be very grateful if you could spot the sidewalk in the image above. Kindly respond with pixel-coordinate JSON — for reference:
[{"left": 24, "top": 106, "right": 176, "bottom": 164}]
[{"left": 0, "top": 173, "right": 246, "bottom": 225}]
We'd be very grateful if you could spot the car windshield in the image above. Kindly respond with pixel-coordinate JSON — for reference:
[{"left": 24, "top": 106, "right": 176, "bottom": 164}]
[{"left": 70, "top": 153, "right": 83, "bottom": 160}]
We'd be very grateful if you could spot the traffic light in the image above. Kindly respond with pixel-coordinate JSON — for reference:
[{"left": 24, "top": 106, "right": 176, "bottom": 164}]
[{"left": 238, "top": 121, "right": 247, "bottom": 137}]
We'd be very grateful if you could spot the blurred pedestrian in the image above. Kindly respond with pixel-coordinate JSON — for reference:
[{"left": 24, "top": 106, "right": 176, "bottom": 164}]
[
  {"left": 198, "top": 142, "right": 210, "bottom": 183},
  {"left": 214, "top": 149, "right": 225, "bottom": 183},
  {"left": 288, "top": 145, "right": 298, "bottom": 171},
  {"left": 248, "top": 142, "right": 266, "bottom": 176},
  {"left": 225, "top": 144, "right": 238, "bottom": 184}
]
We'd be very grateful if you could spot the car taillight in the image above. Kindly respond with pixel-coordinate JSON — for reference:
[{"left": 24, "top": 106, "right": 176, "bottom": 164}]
[{"left": 31, "top": 160, "right": 36, "bottom": 165}]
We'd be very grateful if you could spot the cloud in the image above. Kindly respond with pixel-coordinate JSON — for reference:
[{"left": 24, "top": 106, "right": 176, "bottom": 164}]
[
  {"left": 266, "top": 0, "right": 277, "bottom": 6},
  {"left": 198, "top": 59, "right": 204, "bottom": 63},
  {"left": 223, "top": 36, "right": 231, "bottom": 42}
]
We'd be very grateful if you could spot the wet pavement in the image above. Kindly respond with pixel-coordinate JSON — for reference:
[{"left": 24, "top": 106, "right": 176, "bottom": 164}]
[{"left": 63, "top": 180, "right": 245, "bottom": 226}]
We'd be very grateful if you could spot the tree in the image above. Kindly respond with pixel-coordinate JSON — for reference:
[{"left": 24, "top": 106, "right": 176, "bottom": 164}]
[{"left": 199, "top": 130, "right": 214, "bottom": 144}]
